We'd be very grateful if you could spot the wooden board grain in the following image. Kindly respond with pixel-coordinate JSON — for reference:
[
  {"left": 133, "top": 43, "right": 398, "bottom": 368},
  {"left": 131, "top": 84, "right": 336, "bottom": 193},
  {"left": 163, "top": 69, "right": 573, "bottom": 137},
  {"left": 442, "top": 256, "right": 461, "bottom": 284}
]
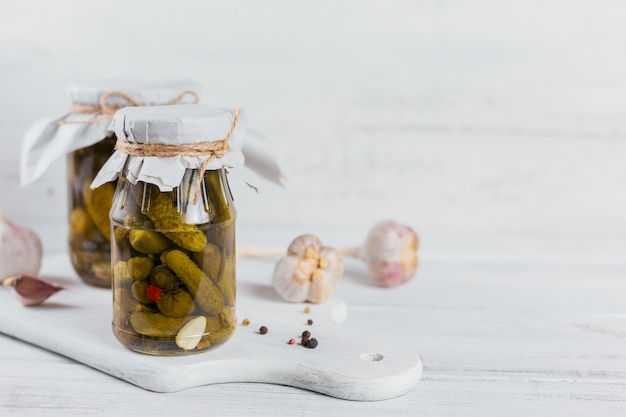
[{"left": 0, "top": 254, "right": 422, "bottom": 401}]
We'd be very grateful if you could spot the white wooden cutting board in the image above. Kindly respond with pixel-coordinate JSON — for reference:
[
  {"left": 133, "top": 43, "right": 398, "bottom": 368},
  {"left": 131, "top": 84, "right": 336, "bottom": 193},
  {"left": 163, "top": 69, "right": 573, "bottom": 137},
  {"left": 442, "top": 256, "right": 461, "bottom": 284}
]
[{"left": 0, "top": 254, "right": 422, "bottom": 401}]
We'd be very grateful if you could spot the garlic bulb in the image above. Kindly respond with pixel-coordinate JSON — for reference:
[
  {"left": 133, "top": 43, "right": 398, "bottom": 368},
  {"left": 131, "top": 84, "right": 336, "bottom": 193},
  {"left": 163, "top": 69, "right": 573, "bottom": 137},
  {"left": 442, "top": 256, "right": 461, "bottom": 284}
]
[
  {"left": 353, "top": 220, "right": 419, "bottom": 287},
  {"left": 272, "top": 234, "right": 344, "bottom": 303},
  {"left": 0, "top": 212, "right": 43, "bottom": 280}
]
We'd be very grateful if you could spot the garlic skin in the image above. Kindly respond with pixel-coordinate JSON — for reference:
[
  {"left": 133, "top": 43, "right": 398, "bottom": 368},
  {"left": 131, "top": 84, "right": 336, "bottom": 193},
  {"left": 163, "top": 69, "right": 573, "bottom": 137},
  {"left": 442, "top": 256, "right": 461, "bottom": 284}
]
[
  {"left": 272, "top": 256, "right": 316, "bottom": 302},
  {"left": 306, "top": 247, "right": 343, "bottom": 303},
  {"left": 358, "top": 221, "right": 419, "bottom": 287},
  {"left": 0, "top": 213, "right": 43, "bottom": 280},
  {"left": 272, "top": 235, "right": 344, "bottom": 303},
  {"left": 287, "top": 234, "right": 323, "bottom": 259}
]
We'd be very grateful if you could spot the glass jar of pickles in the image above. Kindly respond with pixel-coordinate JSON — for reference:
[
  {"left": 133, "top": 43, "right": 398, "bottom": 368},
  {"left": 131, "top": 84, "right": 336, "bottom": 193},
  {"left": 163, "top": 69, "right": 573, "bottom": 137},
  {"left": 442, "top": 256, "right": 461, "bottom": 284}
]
[
  {"left": 93, "top": 104, "right": 242, "bottom": 354},
  {"left": 21, "top": 81, "right": 200, "bottom": 288},
  {"left": 68, "top": 134, "right": 118, "bottom": 287}
]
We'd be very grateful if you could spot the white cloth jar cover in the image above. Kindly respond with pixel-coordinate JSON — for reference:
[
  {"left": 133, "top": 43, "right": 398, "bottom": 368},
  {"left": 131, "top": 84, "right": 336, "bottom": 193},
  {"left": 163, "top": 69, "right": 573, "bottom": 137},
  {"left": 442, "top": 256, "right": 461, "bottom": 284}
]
[
  {"left": 20, "top": 80, "right": 203, "bottom": 186},
  {"left": 21, "top": 81, "right": 282, "bottom": 189},
  {"left": 92, "top": 104, "right": 245, "bottom": 192}
]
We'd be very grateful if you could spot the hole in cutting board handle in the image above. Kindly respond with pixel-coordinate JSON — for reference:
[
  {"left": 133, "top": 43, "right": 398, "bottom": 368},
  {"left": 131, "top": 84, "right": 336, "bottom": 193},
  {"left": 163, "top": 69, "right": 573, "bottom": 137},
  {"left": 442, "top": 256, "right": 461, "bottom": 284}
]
[{"left": 360, "top": 352, "right": 384, "bottom": 362}]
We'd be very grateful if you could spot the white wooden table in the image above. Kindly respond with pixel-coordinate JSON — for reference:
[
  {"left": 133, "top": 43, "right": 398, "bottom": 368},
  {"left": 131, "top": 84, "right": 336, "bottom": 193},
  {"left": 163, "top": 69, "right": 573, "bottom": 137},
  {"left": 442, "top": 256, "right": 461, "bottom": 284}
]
[{"left": 1, "top": 227, "right": 624, "bottom": 416}]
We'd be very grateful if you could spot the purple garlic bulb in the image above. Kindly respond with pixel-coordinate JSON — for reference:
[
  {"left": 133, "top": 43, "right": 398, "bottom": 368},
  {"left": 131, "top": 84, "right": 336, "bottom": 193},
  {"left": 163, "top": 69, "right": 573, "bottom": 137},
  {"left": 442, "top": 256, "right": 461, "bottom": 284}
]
[{"left": 356, "top": 220, "right": 419, "bottom": 287}]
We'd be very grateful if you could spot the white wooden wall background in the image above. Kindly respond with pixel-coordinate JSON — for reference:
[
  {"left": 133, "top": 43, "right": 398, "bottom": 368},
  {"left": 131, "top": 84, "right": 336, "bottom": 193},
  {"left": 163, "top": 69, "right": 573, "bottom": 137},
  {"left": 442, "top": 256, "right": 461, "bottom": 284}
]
[{"left": 1, "top": 0, "right": 625, "bottom": 252}]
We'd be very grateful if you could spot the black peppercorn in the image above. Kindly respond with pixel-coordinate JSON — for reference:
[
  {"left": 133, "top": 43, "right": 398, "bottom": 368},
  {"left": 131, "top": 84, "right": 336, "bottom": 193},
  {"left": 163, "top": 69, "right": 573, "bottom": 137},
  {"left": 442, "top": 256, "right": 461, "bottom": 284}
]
[
  {"left": 307, "top": 319, "right": 313, "bottom": 325},
  {"left": 302, "top": 330, "right": 311, "bottom": 339},
  {"left": 306, "top": 338, "right": 318, "bottom": 349},
  {"left": 259, "top": 326, "right": 268, "bottom": 334}
]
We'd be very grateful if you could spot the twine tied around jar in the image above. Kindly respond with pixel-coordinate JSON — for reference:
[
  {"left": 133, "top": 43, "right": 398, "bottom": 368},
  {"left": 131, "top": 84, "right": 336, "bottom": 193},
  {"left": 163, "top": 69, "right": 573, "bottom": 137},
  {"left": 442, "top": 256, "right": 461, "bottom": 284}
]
[
  {"left": 59, "top": 90, "right": 200, "bottom": 125},
  {"left": 114, "top": 108, "right": 241, "bottom": 204}
]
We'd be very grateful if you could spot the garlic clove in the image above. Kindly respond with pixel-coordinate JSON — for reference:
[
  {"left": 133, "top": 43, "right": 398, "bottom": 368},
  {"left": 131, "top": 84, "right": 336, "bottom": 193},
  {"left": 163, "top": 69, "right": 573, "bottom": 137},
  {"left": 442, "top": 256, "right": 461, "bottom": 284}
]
[
  {"left": 272, "top": 256, "right": 313, "bottom": 302},
  {"left": 0, "top": 213, "right": 43, "bottom": 280},
  {"left": 307, "top": 269, "right": 338, "bottom": 303},
  {"left": 319, "top": 246, "right": 344, "bottom": 278},
  {"left": 305, "top": 247, "right": 343, "bottom": 303},
  {"left": 176, "top": 316, "right": 207, "bottom": 350},
  {"left": 3, "top": 274, "right": 64, "bottom": 306}
]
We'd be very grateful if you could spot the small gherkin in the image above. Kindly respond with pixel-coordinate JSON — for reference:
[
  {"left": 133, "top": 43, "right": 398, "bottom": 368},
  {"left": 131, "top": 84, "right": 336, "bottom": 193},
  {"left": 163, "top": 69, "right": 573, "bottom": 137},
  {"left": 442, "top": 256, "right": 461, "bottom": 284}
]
[
  {"left": 217, "top": 259, "right": 236, "bottom": 307},
  {"left": 113, "top": 288, "right": 139, "bottom": 328},
  {"left": 200, "top": 306, "right": 236, "bottom": 348},
  {"left": 137, "top": 185, "right": 207, "bottom": 252},
  {"left": 130, "top": 230, "right": 174, "bottom": 254},
  {"left": 204, "top": 170, "right": 232, "bottom": 223},
  {"left": 82, "top": 181, "right": 115, "bottom": 242},
  {"left": 127, "top": 256, "right": 154, "bottom": 281},
  {"left": 131, "top": 279, "right": 153, "bottom": 305},
  {"left": 149, "top": 265, "right": 181, "bottom": 292},
  {"left": 70, "top": 207, "right": 96, "bottom": 241},
  {"left": 161, "top": 249, "right": 224, "bottom": 316},
  {"left": 157, "top": 289, "right": 196, "bottom": 318},
  {"left": 113, "top": 260, "right": 133, "bottom": 287},
  {"left": 192, "top": 243, "right": 222, "bottom": 279},
  {"left": 130, "top": 311, "right": 199, "bottom": 338}
]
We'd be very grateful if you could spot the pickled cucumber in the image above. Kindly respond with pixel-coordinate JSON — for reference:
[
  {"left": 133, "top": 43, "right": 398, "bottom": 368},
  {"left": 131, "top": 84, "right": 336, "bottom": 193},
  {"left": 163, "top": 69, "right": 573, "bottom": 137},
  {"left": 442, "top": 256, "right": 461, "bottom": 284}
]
[
  {"left": 113, "top": 260, "right": 133, "bottom": 287},
  {"left": 149, "top": 265, "right": 181, "bottom": 292},
  {"left": 217, "top": 260, "right": 236, "bottom": 307},
  {"left": 200, "top": 308, "right": 236, "bottom": 348},
  {"left": 192, "top": 243, "right": 222, "bottom": 279},
  {"left": 130, "top": 230, "right": 173, "bottom": 254},
  {"left": 113, "top": 288, "right": 136, "bottom": 328},
  {"left": 205, "top": 305, "right": 235, "bottom": 331},
  {"left": 123, "top": 213, "right": 155, "bottom": 229},
  {"left": 114, "top": 288, "right": 154, "bottom": 328},
  {"left": 139, "top": 185, "right": 207, "bottom": 252},
  {"left": 207, "top": 323, "right": 236, "bottom": 346},
  {"left": 83, "top": 181, "right": 115, "bottom": 242},
  {"left": 127, "top": 256, "right": 154, "bottom": 281},
  {"left": 70, "top": 207, "right": 96, "bottom": 241},
  {"left": 131, "top": 279, "right": 153, "bottom": 305},
  {"left": 157, "top": 289, "right": 195, "bottom": 318},
  {"left": 161, "top": 249, "right": 224, "bottom": 316},
  {"left": 204, "top": 170, "right": 232, "bottom": 223},
  {"left": 129, "top": 311, "right": 199, "bottom": 338},
  {"left": 114, "top": 227, "right": 130, "bottom": 245}
]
